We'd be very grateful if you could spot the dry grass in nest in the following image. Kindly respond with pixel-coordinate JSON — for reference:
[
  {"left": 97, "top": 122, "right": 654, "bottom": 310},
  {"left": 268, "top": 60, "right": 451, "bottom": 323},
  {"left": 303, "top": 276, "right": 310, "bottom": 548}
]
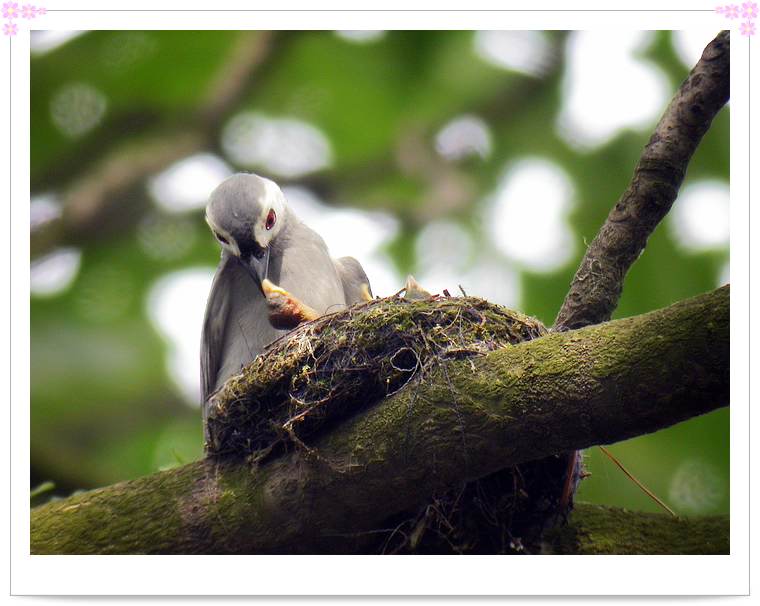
[{"left": 205, "top": 295, "right": 546, "bottom": 459}]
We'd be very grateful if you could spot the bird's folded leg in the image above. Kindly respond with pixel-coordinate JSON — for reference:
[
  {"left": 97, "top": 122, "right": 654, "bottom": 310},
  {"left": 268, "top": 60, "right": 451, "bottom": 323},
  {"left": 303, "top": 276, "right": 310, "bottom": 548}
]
[{"left": 261, "top": 279, "right": 320, "bottom": 330}]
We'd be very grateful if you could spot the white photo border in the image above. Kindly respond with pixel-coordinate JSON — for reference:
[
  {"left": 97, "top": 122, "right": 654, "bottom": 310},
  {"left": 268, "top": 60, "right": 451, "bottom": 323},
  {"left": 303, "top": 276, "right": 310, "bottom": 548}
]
[{"left": 4, "top": 0, "right": 752, "bottom": 596}]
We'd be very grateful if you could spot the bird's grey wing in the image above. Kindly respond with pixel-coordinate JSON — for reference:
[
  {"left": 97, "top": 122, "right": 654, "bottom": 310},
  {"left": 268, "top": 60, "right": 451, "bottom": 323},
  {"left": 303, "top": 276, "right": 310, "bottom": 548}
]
[
  {"left": 275, "top": 220, "right": 348, "bottom": 315},
  {"left": 200, "top": 255, "right": 233, "bottom": 408},
  {"left": 201, "top": 253, "right": 284, "bottom": 429},
  {"left": 334, "top": 256, "right": 373, "bottom": 304}
]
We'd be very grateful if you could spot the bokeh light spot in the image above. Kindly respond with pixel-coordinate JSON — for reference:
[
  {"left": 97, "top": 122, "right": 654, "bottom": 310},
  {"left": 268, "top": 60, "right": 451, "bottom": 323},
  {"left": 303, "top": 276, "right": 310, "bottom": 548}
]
[
  {"left": 669, "top": 459, "right": 725, "bottom": 514},
  {"left": 335, "top": 31, "right": 386, "bottom": 44},
  {"left": 31, "top": 31, "right": 85, "bottom": 56},
  {"left": 31, "top": 247, "right": 81, "bottom": 297},
  {"left": 419, "top": 259, "right": 520, "bottom": 309},
  {"left": 148, "top": 153, "right": 232, "bottom": 213},
  {"left": 416, "top": 220, "right": 474, "bottom": 276},
  {"left": 147, "top": 268, "right": 216, "bottom": 406},
  {"left": 50, "top": 82, "right": 108, "bottom": 139},
  {"left": 557, "top": 32, "right": 669, "bottom": 149},
  {"left": 672, "top": 30, "right": 717, "bottom": 70},
  {"left": 669, "top": 181, "right": 729, "bottom": 252},
  {"left": 434, "top": 115, "right": 492, "bottom": 161},
  {"left": 485, "top": 158, "right": 575, "bottom": 272},
  {"left": 222, "top": 112, "right": 332, "bottom": 178},
  {"left": 473, "top": 30, "right": 554, "bottom": 77},
  {"left": 30, "top": 193, "right": 62, "bottom": 230}
]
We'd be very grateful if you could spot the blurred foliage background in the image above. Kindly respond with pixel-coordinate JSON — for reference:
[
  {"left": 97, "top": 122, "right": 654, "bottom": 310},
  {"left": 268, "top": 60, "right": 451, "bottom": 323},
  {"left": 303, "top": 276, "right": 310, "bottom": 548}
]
[{"left": 30, "top": 30, "right": 729, "bottom": 516}]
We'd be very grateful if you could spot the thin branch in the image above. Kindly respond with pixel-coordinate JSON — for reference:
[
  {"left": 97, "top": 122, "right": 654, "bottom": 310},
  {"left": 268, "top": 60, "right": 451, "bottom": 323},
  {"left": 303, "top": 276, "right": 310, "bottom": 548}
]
[
  {"left": 554, "top": 30, "right": 730, "bottom": 331},
  {"left": 31, "top": 286, "right": 728, "bottom": 554},
  {"left": 597, "top": 445, "right": 676, "bottom": 517}
]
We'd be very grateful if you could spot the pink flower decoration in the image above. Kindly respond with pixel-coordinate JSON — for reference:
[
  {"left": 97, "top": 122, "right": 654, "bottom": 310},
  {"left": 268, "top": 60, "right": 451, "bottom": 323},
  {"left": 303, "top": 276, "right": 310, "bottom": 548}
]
[
  {"left": 742, "top": 1, "right": 758, "bottom": 18},
  {"left": 21, "top": 3, "right": 35, "bottom": 19},
  {"left": 715, "top": 5, "right": 726, "bottom": 14},
  {"left": 2, "top": 2, "right": 19, "bottom": 19},
  {"left": 740, "top": 20, "right": 757, "bottom": 35},
  {"left": 3, "top": 21, "right": 17, "bottom": 36},
  {"left": 725, "top": 3, "right": 741, "bottom": 17},
  {"left": 35, "top": 5, "right": 43, "bottom": 14}
]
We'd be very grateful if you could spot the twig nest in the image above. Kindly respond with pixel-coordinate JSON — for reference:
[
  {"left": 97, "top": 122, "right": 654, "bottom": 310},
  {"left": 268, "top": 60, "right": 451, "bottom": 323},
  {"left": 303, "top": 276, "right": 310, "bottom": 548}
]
[
  {"left": 205, "top": 295, "right": 546, "bottom": 458},
  {"left": 205, "top": 294, "right": 582, "bottom": 553}
]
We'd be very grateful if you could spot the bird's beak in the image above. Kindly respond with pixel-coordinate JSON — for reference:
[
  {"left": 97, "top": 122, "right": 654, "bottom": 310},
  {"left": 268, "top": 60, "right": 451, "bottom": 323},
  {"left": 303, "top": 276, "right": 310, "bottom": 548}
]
[{"left": 241, "top": 247, "right": 270, "bottom": 294}]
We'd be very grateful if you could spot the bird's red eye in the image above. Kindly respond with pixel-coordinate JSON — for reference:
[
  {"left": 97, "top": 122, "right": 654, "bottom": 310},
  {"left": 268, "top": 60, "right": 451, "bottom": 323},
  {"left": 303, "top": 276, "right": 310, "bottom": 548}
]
[{"left": 265, "top": 209, "right": 276, "bottom": 231}]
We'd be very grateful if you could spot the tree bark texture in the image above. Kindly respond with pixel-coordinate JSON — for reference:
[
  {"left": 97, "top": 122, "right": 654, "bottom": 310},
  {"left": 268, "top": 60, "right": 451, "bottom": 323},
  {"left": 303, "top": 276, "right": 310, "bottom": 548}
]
[
  {"left": 554, "top": 30, "right": 730, "bottom": 331},
  {"left": 31, "top": 286, "right": 729, "bottom": 554},
  {"left": 542, "top": 503, "right": 728, "bottom": 555}
]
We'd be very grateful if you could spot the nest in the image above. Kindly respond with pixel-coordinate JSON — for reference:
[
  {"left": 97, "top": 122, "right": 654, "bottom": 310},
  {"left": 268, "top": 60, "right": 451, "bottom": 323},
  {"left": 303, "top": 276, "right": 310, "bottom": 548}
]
[
  {"left": 205, "top": 295, "right": 547, "bottom": 458},
  {"left": 205, "top": 294, "right": 581, "bottom": 553}
]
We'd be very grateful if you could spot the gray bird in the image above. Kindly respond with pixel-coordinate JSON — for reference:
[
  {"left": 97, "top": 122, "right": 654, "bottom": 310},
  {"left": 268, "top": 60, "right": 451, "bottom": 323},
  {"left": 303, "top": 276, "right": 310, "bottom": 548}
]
[{"left": 200, "top": 173, "right": 373, "bottom": 438}]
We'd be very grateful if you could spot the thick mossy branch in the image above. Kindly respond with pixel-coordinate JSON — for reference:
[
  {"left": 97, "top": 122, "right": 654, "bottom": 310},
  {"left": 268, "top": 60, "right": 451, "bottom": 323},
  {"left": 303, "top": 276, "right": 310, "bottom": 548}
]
[
  {"left": 543, "top": 503, "right": 729, "bottom": 555},
  {"left": 31, "top": 286, "right": 728, "bottom": 554},
  {"left": 554, "top": 31, "right": 730, "bottom": 331}
]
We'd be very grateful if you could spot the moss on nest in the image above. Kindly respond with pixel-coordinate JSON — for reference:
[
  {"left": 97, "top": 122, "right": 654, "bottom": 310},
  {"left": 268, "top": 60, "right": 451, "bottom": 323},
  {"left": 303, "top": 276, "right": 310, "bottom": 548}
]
[
  {"left": 206, "top": 295, "right": 546, "bottom": 458},
  {"left": 205, "top": 294, "right": 581, "bottom": 553}
]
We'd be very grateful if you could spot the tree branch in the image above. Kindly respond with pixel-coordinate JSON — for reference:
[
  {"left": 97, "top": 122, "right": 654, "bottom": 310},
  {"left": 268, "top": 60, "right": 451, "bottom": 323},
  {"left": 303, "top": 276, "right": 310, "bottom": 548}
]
[
  {"left": 549, "top": 30, "right": 730, "bottom": 513},
  {"left": 31, "top": 286, "right": 728, "bottom": 554},
  {"left": 542, "top": 503, "right": 728, "bottom": 555},
  {"left": 554, "top": 30, "right": 730, "bottom": 331}
]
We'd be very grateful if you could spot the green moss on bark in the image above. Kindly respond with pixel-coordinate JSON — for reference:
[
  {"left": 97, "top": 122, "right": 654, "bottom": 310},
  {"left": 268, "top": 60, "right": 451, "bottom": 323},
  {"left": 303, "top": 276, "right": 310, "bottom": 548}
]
[
  {"left": 31, "top": 287, "right": 729, "bottom": 554},
  {"left": 545, "top": 503, "right": 729, "bottom": 554}
]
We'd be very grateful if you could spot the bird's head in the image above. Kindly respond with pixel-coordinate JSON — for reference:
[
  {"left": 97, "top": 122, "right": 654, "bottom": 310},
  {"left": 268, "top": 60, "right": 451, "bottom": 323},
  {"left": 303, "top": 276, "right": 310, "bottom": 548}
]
[{"left": 205, "top": 173, "right": 287, "bottom": 287}]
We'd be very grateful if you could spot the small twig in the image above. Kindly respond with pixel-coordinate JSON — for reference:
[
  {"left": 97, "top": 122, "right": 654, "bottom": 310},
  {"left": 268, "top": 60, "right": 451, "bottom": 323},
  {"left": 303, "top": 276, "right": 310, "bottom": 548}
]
[{"left": 598, "top": 445, "right": 677, "bottom": 518}]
